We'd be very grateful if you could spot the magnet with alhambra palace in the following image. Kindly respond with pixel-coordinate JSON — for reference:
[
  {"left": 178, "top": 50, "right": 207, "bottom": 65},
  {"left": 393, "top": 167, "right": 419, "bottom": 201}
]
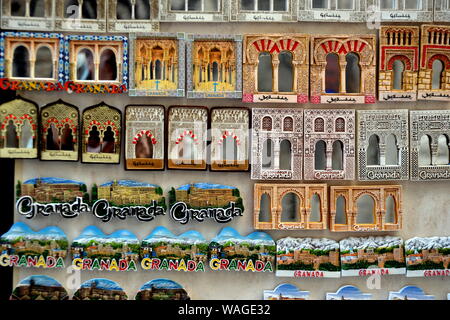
[
  {"left": 389, "top": 286, "right": 435, "bottom": 300},
  {"left": 73, "top": 279, "right": 127, "bottom": 300},
  {"left": 82, "top": 102, "right": 121, "bottom": 164},
  {"left": 107, "top": 0, "right": 159, "bottom": 33},
  {"left": 40, "top": 100, "right": 79, "bottom": 162},
  {"left": 310, "top": 34, "right": 376, "bottom": 104},
  {"left": 1, "top": 0, "right": 55, "bottom": 31},
  {"left": 167, "top": 106, "right": 208, "bottom": 170},
  {"left": 0, "top": 96, "right": 38, "bottom": 159},
  {"left": 186, "top": 34, "right": 242, "bottom": 99},
  {"left": 210, "top": 107, "right": 250, "bottom": 172},
  {"left": 264, "top": 284, "right": 310, "bottom": 300},
  {"left": 11, "top": 275, "right": 69, "bottom": 300},
  {"left": 243, "top": 34, "right": 309, "bottom": 103},
  {"left": 326, "top": 286, "right": 372, "bottom": 300},
  {"left": 125, "top": 105, "right": 164, "bottom": 170}
]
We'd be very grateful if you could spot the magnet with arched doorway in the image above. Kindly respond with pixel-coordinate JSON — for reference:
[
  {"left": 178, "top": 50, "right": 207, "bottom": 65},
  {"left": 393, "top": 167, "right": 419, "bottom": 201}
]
[
  {"left": 81, "top": 102, "right": 122, "bottom": 164},
  {"left": 0, "top": 96, "right": 38, "bottom": 159}
]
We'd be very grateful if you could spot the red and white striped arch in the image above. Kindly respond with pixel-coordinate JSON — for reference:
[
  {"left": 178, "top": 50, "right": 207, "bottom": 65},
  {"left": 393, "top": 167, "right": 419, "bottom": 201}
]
[
  {"left": 319, "top": 39, "right": 367, "bottom": 56},
  {"left": 217, "top": 131, "right": 241, "bottom": 146},
  {"left": 252, "top": 38, "right": 300, "bottom": 54},
  {"left": 175, "top": 130, "right": 198, "bottom": 145},
  {"left": 133, "top": 130, "right": 157, "bottom": 145}
]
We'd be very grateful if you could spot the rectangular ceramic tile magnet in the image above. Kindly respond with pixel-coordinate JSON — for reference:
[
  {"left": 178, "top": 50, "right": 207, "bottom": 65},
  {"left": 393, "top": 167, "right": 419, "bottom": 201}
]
[
  {"left": 298, "top": 0, "right": 366, "bottom": 22},
  {"left": 124, "top": 105, "right": 165, "bottom": 170},
  {"left": 167, "top": 106, "right": 208, "bottom": 170},
  {"left": 210, "top": 107, "right": 250, "bottom": 171},
  {"left": 1, "top": 0, "right": 55, "bottom": 31},
  {"left": 159, "top": 0, "right": 229, "bottom": 22},
  {"left": 55, "top": 0, "right": 107, "bottom": 32},
  {"left": 230, "top": 0, "right": 298, "bottom": 22},
  {"left": 434, "top": 0, "right": 450, "bottom": 22},
  {"left": 107, "top": 0, "right": 159, "bottom": 32},
  {"left": 366, "top": 0, "right": 433, "bottom": 22},
  {"left": 128, "top": 32, "right": 185, "bottom": 97}
]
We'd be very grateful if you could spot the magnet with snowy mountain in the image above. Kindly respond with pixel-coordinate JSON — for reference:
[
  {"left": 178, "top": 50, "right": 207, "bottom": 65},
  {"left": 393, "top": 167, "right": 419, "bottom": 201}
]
[
  {"left": 264, "top": 284, "right": 310, "bottom": 300},
  {"left": 135, "top": 279, "right": 190, "bottom": 300},
  {"left": 326, "top": 286, "right": 372, "bottom": 300},
  {"left": 140, "top": 226, "right": 207, "bottom": 272},
  {"left": 91, "top": 180, "right": 166, "bottom": 222},
  {"left": 15, "top": 177, "right": 90, "bottom": 219},
  {"left": 0, "top": 222, "right": 67, "bottom": 269},
  {"left": 405, "top": 237, "right": 450, "bottom": 277},
  {"left": 73, "top": 278, "right": 128, "bottom": 300},
  {"left": 11, "top": 275, "right": 69, "bottom": 300},
  {"left": 71, "top": 226, "right": 139, "bottom": 272},
  {"left": 276, "top": 238, "right": 340, "bottom": 278},
  {"left": 208, "top": 227, "right": 275, "bottom": 272},
  {"left": 388, "top": 286, "right": 435, "bottom": 300},
  {"left": 168, "top": 183, "right": 244, "bottom": 224},
  {"left": 340, "top": 236, "right": 406, "bottom": 277}
]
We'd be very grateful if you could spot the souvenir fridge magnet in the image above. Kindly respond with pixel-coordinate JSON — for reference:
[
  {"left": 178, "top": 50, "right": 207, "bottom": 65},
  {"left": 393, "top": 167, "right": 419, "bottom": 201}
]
[
  {"left": 405, "top": 236, "right": 450, "bottom": 277},
  {"left": 125, "top": 105, "right": 165, "bottom": 170},
  {"left": 140, "top": 226, "right": 207, "bottom": 272},
  {"left": 1, "top": 0, "right": 55, "bottom": 31},
  {"left": 418, "top": 25, "right": 450, "bottom": 101},
  {"left": 0, "top": 32, "right": 64, "bottom": 92},
  {"left": 254, "top": 184, "right": 328, "bottom": 230},
  {"left": 159, "top": 0, "right": 229, "bottom": 22},
  {"left": 329, "top": 185, "right": 403, "bottom": 232},
  {"left": 264, "top": 284, "right": 310, "bottom": 300},
  {"left": 340, "top": 236, "right": 406, "bottom": 277},
  {"left": 276, "top": 237, "right": 340, "bottom": 278},
  {"left": 65, "top": 34, "right": 128, "bottom": 94},
  {"left": 210, "top": 107, "right": 249, "bottom": 171},
  {"left": 168, "top": 183, "right": 244, "bottom": 224},
  {"left": 410, "top": 110, "right": 450, "bottom": 181},
  {"left": 303, "top": 109, "right": 355, "bottom": 181},
  {"left": 230, "top": 0, "right": 298, "bottom": 22},
  {"left": 40, "top": 100, "right": 79, "bottom": 161},
  {"left": 107, "top": 0, "right": 159, "bottom": 33},
  {"left": 357, "top": 109, "right": 409, "bottom": 181},
  {"left": 209, "top": 227, "right": 275, "bottom": 272},
  {"left": 10, "top": 275, "right": 69, "bottom": 300},
  {"left": 0, "top": 222, "right": 67, "bottom": 269},
  {"left": 186, "top": 34, "right": 242, "bottom": 99},
  {"left": 73, "top": 278, "right": 127, "bottom": 300},
  {"left": 15, "top": 177, "right": 90, "bottom": 219},
  {"left": 326, "top": 285, "right": 372, "bottom": 300},
  {"left": 251, "top": 108, "right": 303, "bottom": 180},
  {"left": 389, "top": 286, "right": 435, "bottom": 300},
  {"left": 0, "top": 97, "right": 38, "bottom": 159},
  {"left": 135, "top": 279, "right": 190, "bottom": 300},
  {"left": 366, "top": 0, "right": 433, "bottom": 22},
  {"left": 71, "top": 226, "right": 139, "bottom": 272},
  {"left": 56, "top": 0, "right": 107, "bottom": 32},
  {"left": 310, "top": 34, "right": 376, "bottom": 104},
  {"left": 378, "top": 26, "right": 419, "bottom": 102},
  {"left": 298, "top": 0, "right": 366, "bottom": 22},
  {"left": 91, "top": 180, "right": 166, "bottom": 222},
  {"left": 434, "top": 0, "right": 450, "bottom": 22},
  {"left": 243, "top": 34, "right": 309, "bottom": 103},
  {"left": 82, "top": 103, "right": 121, "bottom": 164},
  {"left": 128, "top": 33, "right": 185, "bottom": 97},
  {"left": 167, "top": 106, "right": 208, "bottom": 170}
]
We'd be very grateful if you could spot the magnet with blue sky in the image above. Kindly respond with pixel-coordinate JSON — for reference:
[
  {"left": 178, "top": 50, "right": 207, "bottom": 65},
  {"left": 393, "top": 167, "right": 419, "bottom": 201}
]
[
  {"left": 168, "top": 183, "right": 244, "bottom": 224},
  {"left": 140, "top": 226, "right": 207, "bottom": 272},
  {"left": 135, "top": 279, "right": 190, "bottom": 300},
  {"left": 208, "top": 227, "right": 275, "bottom": 272},
  {"left": 11, "top": 275, "right": 69, "bottom": 300},
  {"left": 0, "top": 222, "right": 67, "bottom": 269},
  {"left": 73, "top": 278, "right": 127, "bottom": 300},
  {"left": 405, "top": 236, "right": 450, "bottom": 277},
  {"left": 276, "top": 237, "right": 340, "bottom": 278},
  {"left": 71, "top": 226, "right": 139, "bottom": 272},
  {"left": 264, "top": 283, "right": 310, "bottom": 300},
  {"left": 388, "top": 286, "right": 435, "bottom": 300},
  {"left": 340, "top": 236, "right": 406, "bottom": 277},
  {"left": 326, "top": 285, "right": 372, "bottom": 300}
]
